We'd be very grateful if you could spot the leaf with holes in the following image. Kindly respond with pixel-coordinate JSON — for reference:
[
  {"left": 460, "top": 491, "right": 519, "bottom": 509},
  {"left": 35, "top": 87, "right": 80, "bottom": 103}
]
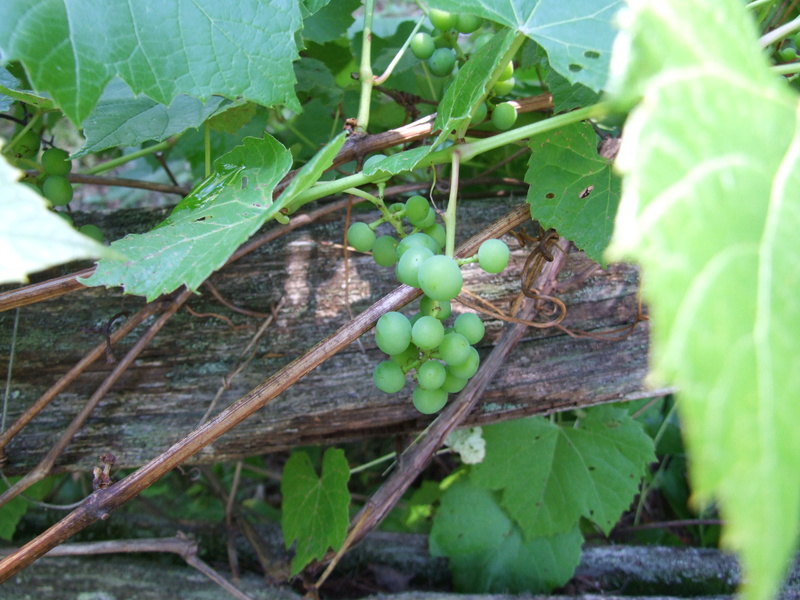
[
  {"left": 0, "top": 0, "right": 302, "bottom": 125},
  {"left": 281, "top": 448, "right": 350, "bottom": 576},
  {"left": 428, "top": 0, "right": 621, "bottom": 91},
  {"left": 526, "top": 121, "right": 620, "bottom": 263},
  {"left": 81, "top": 135, "right": 293, "bottom": 301},
  {"left": 606, "top": 0, "right": 800, "bottom": 599},
  {"left": 429, "top": 477, "right": 582, "bottom": 593},
  {"left": 471, "top": 408, "right": 655, "bottom": 538}
]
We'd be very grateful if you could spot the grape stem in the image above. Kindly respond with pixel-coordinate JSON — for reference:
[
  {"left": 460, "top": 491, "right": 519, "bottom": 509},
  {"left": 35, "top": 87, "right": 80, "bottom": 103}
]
[
  {"left": 373, "top": 16, "right": 426, "bottom": 85},
  {"left": 356, "top": 0, "right": 376, "bottom": 132},
  {"left": 82, "top": 138, "right": 176, "bottom": 176},
  {"left": 344, "top": 187, "right": 405, "bottom": 236},
  {"left": 2, "top": 112, "right": 41, "bottom": 156},
  {"left": 443, "top": 150, "right": 461, "bottom": 257}
]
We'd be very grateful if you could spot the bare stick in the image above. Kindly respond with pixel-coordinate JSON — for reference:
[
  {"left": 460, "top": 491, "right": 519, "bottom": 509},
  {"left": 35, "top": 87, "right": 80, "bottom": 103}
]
[
  {"left": 0, "top": 205, "right": 530, "bottom": 582},
  {"left": 0, "top": 289, "right": 192, "bottom": 508}
]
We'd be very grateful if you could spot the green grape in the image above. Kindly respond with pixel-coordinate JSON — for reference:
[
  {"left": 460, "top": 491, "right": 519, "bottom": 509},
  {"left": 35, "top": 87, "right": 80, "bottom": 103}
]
[
  {"left": 79, "top": 223, "right": 104, "bottom": 243},
  {"left": 491, "top": 102, "right": 518, "bottom": 131},
  {"left": 372, "top": 235, "right": 398, "bottom": 267},
  {"left": 440, "top": 371, "right": 468, "bottom": 394},
  {"left": 417, "top": 359, "right": 446, "bottom": 390},
  {"left": 389, "top": 202, "right": 405, "bottom": 214},
  {"left": 373, "top": 360, "right": 406, "bottom": 393},
  {"left": 42, "top": 175, "right": 73, "bottom": 206},
  {"left": 779, "top": 47, "right": 798, "bottom": 62},
  {"left": 364, "top": 154, "right": 390, "bottom": 183},
  {"left": 455, "top": 14, "right": 482, "bottom": 34},
  {"left": 428, "top": 47, "right": 456, "bottom": 77},
  {"left": 14, "top": 128, "right": 40, "bottom": 159},
  {"left": 41, "top": 147, "right": 72, "bottom": 176},
  {"left": 454, "top": 313, "right": 485, "bottom": 345},
  {"left": 417, "top": 207, "right": 436, "bottom": 229},
  {"left": 412, "top": 315, "right": 445, "bottom": 350},
  {"left": 447, "top": 346, "right": 480, "bottom": 379},
  {"left": 497, "top": 61, "right": 514, "bottom": 81},
  {"left": 794, "top": 31, "right": 800, "bottom": 48},
  {"left": 478, "top": 239, "right": 510, "bottom": 273},
  {"left": 396, "top": 246, "right": 434, "bottom": 288},
  {"left": 492, "top": 77, "right": 515, "bottom": 96},
  {"left": 429, "top": 9, "right": 457, "bottom": 31},
  {"left": 405, "top": 195, "right": 430, "bottom": 226},
  {"left": 438, "top": 332, "right": 470, "bottom": 365},
  {"left": 347, "top": 222, "right": 376, "bottom": 252},
  {"left": 420, "top": 296, "right": 451, "bottom": 320},
  {"left": 412, "top": 386, "right": 448, "bottom": 414},
  {"left": 391, "top": 344, "right": 420, "bottom": 369},
  {"left": 397, "top": 232, "right": 439, "bottom": 257},
  {"left": 410, "top": 32, "right": 436, "bottom": 60},
  {"left": 417, "top": 255, "right": 463, "bottom": 301},
  {"left": 375, "top": 312, "right": 412, "bottom": 355},
  {"left": 423, "top": 223, "right": 446, "bottom": 249},
  {"left": 470, "top": 101, "right": 488, "bottom": 125},
  {"left": 56, "top": 211, "right": 73, "bottom": 225}
]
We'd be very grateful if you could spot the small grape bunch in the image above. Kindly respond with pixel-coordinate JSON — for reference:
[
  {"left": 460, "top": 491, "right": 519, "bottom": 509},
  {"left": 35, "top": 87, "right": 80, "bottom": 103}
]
[
  {"left": 40, "top": 147, "right": 74, "bottom": 207},
  {"left": 347, "top": 194, "right": 511, "bottom": 414},
  {"left": 407, "top": 9, "right": 485, "bottom": 78}
]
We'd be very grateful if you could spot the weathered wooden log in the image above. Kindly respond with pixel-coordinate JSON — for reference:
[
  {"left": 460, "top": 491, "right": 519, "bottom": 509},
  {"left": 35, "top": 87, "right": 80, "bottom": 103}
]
[{"left": 0, "top": 201, "right": 664, "bottom": 475}]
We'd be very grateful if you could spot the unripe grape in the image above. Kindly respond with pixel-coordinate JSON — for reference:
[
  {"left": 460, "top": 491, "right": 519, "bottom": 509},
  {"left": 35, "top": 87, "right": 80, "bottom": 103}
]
[
  {"left": 423, "top": 223, "right": 446, "bottom": 249},
  {"left": 347, "top": 222, "right": 376, "bottom": 252},
  {"left": 14, "top": 128, "right": 40, "bottom": 159},
  {"left": 492, "top": 77, "right": 515, "bottom": 96},
  {"left": 375, "top": 312, "right": 412, "bottom": 355},
  {"left": 42, "top": 175, "right": 73, "bottom": 206},
  {"left": 491, "top": 102, "right": 517, "bottom": 131},
  {"left": 470, "top": 102, "right": 488, "bottom": 125},
  {"left": 477, "top": 239, "right": 510, "bottom": 273},
  {"left": 396, "top": 246, "right": 434, "bottom": 287},
  {"left": 79, "top": 224, "right": 104, "bottom": 243},
  {"left": 456, "top": 14, "right": 482, "bottom": 34},
  {"left": 420, "top": 296, "right": 451, "bottom": 320},
  {"left": 417, "top": 255, "right": 463, "bottom": 301},
  {"left": 454, "top": 313, "right": 485, "bottom": 345},
  {"left": 428, "top": 47, "right": 456, "bottom": 77},
  {"left": 439, "top": 332, "right": 470, "bottom": 365},
  {"left": 410, "top": 32, "right": 436, "bottom": 60},
  {"left": 440, "top": 371, "right": 468, "bottom": 394},
  {"left": 417, "top": 360, "right": 446, "bottom": 390},
  {"left": 391, "top": 344, "right": 420, "bottom": 369},
  {"left": 412, "top": 315, "right": 445, "bottom": 350},
  {"left": 447, "top": 346, "right": 480, "bottom": 379},
  {"left": 429, "top": 9, "right": 457, "bottom": 31},
  {"left": 373, "top": 360, "right": 406, "bottom": 393},
  {"left": 372, "top": 235, "right": 398, "bottom": 267},
  {"left": 405, "top": 195, "right": 430, "bottom": 226},
  {"left": 779, "top": 47, "right": 798, "bottom": 62},
  {"left": 413, "top": 386, "right": 448, "bottom": 414},
  {"left": 41, "top": 147, "right": 72, "bottom": 176},
  {"left": 397, "top": 232, "right": 439, "bottom": 257},
  {"left": 497, "top": 61, "right": 514, "bottom": 81},
  {"left": 56, "top": 211, "right": 73, "bottom": 225}
]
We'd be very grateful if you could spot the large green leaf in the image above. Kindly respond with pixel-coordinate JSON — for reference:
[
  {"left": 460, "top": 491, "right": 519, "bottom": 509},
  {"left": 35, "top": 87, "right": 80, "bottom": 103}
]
[
  {"left": 281, "top": 448, "right": 350, "bottom": 577},
  {"left": 0, "top": 0, "right": 302, "bottom": 125},
  {"left": 77, "top": 79, "right": 227, "bottom": 155},
  {"left": 302, "top": 0, "right": 361, "bottom": 45},
  {"left": 429, "top": 478, "right": 582, "bottom": 593},
  {"left": 428, "top": 0, "right": 621, "bottom": 91},
  {"left": 0, "top": 151, "right": 115, "bottom": 284},
  {"left": 525, "top": 121, "right": 620, "bottom": 263},
  {"left": 606, "top": 1, "right": 800, "bottom": 599},
  {"left": 471, "top": 408, "right": 654, "bottom": 537},
  {"left": 81, "top": 135, "right": 293, "bottom": 300}
]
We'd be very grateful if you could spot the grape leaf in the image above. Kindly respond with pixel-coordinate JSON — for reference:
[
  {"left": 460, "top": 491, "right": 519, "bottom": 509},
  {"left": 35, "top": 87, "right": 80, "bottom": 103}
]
[
  {"left": 0, "top": 477, "right": 54, "bottom": 541},
  {"left": 471, "top": 408, "right": 655, "bottom": 537},
  {"left": 428, "top": 0, "right": 621, "bottom": 91},
  {"left": 605, "top": 1, "right": 800, "bottom": 599},
  {"left": 281, "top": 448, "right": 350, "bottom": 576},
  {"left": 0, "top": 68, "right": 18, "bottom": 112},
  {"left": 279, "top": 132, "right": 347, "bottom": 207},
  {"left": 81, "top": 135, "right": 292, "bottom": 301},
  {"left": 0, "top": 152, "right": 116, "bottom": 285},
  {"left": 77, "top": 79, "right": 227, "bottom": 155},
  {"left": 545, "top": 68, "right": 600, "bottom": 112},
  {"left": 302, "top": 0, "right": 361, "bottom": 45},
  {"left": 525, "top": 121, "right": 620, "bottom": 263},
  {"left": 432, "top": 29, "right": 517, "bottom": 147},
  {"left": 0, "top": 0, "right": 302, "bottom": 125},
  {"left": 429, "top": 478, "right": 582, "bottom": 593}
]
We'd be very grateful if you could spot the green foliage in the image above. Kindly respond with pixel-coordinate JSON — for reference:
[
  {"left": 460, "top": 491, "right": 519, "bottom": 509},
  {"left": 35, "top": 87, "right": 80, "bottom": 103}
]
[
  {"left": 606, "top": 1, "right": 800, "bottom": 599},
  {"left": 281, "top": 448, "right": 351, "bottom": 576},
  {"left": 526, "top": 121, "right": 621, "bottom": 263},
  {"left": 0, "top": 477, "right": 54, "bottom": 541}
]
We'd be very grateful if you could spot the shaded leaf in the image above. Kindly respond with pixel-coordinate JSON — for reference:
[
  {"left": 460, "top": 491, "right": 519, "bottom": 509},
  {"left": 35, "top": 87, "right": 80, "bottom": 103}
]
[
  {"left": 429, "top": 478, "right": 582, "bottom": 593},
  {"left": 279, "top": 132, "right": 347, "bottom": 207},
  {"left": 0, "top": 0, "right": 302, "bottom": 125},
  {"left": 428, "top": 0, "right": 621, "bottom": 91},
  {"left": 606, "top": 1, "right": 800, "bottom": 599},
  {"left": 281, "top": 448, "right": 350, "bottom": 576},
  {"left": 303, "top": 0, "right": 361, "bottom": 45},
  {"left": 81, "top": 135, "right": 292, "bottom": 300},
  {"left": 471, "top": 408, "right": 654, "bottom": 537},
  {"left": 526, "top": 121, "right": 620, "bottom": 263}
]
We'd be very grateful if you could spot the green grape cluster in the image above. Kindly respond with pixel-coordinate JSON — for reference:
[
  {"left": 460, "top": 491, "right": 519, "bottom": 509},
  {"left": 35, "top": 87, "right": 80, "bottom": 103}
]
[
  {"left": 40, "top": 147, "right": 74, "bottom": 206},
  {"left": 407, "top": 9, "right": 487, "bottom": 78},
  {"left": 347, "top": 194, "right": 511, "bottom": 414}
]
